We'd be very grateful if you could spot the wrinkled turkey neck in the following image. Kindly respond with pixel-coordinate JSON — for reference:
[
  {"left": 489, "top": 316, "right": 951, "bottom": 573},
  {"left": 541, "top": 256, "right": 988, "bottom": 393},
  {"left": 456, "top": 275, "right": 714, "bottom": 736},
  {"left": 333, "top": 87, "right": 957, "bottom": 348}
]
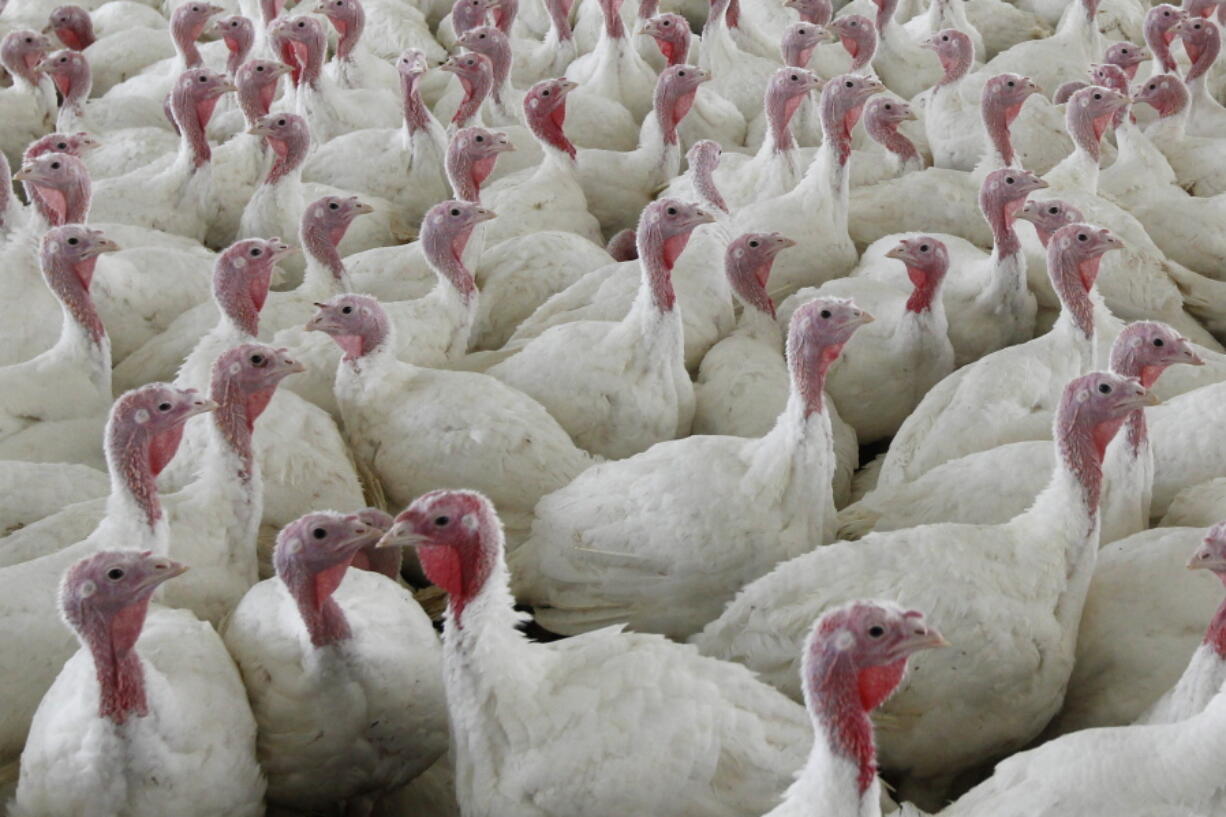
[
  {"left": 78, "top": 601, "right": 151, "bottom": 724},
  {"left": 866, "top": 116, "right": 918, "bottom": 165},
  {"left": 690, "top": 153, "right": 728, "bottom": 213},
  {"left": 280, "top": 557, "right": 354, "bottom": 647},
  {"left": 45, "top": 252, "right": 106, "bottom": 345},
  {"left": 806, "top": 646, "right": 882, "bottom": 799},
  {"left": 302, "top": 219, "right": 349, "bottom": 286},
  {"left": 265, "top": 130, "right": 308, "bottom": 185},
  {"left": 172, "top": 15, "right": 205, "bottom": 67},
  {"left": 106, "top": 423, "right": 165, "bottom": 530},
  {"left": 423, "top": 222, "right": 478, "bottom": 302}
]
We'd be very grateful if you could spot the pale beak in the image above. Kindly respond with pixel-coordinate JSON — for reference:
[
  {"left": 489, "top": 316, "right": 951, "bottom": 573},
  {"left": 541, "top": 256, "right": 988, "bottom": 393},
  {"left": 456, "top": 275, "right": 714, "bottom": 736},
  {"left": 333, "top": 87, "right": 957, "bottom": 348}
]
[
  {"left": 86, "top": 237, "right": 121, "bottom": 257},
  {"left": 189, "top": 397, "right": 220, "bottom": 416},
  {"left": 854, "top": 309, "right": 875, "bottom": 325},
  {"left": 902, "top": 108, "right": 918, "bottom": 121},
  {"left": 884, "top": 245, "right": 909, "bottom": 261},
  {"left": 1188, "top": 544, "right": 1226, "bottom": 571},
  {"left": 351, "top": 200, "right": 375, "bottom": 214},
  {"left": 139, "top": 559, "right": 190, "bottom": 591},
  {"left": 13, "top": 166, "right": 33, "bottom": 182},
  {"left": 375, "top": 523, "right": 426, "bottom": 549}
]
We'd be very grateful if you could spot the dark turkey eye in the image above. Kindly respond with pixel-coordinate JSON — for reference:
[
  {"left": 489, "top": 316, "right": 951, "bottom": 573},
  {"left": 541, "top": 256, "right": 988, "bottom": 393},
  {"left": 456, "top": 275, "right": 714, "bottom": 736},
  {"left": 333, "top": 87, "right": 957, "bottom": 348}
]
[
  {"left": 277, "top": 118, "right": 286, "bottom": 126},
  {"left": 919, "top": 244, "right": 929, "bottom": 252},
  {"left": 107, "top": 567, "right": 125, "bottom": 580},
  {"left": 748, "top": 240, "right": 759, "bottom": 248},
  {"left": 329, "top": 202, "right": 339, "bottom": 210},
  {"left": 541, "top": 89, "right": 550, "bottom": 96},
  {"left": 1093, "top": 92, "right": 1102, "bottom": 99},
  {"left": 67, "top": 236, "right": 78, "bottom": 245},
  {"left": 1153, "top": 337, "right": 1165, "bottom": 346},
  {"left": 1005, "top": 176, "right": 1015, "bottom": 184},
  {"left": 158, "top": 402, "right": 172, "bottom": 411},
  {"left": 479, "top": 32, "right": 486, "bottom": 37},
  {"left": 868, "top": 625, "right": 885, "bottom": 638},
  {"left": 297, "top": 20, "right": 305, "bottom": 26},
  {"left": 884, "top": 103, "right": 892, "bottom": 109},
  {"left": 450, "top": 208, "right": 461, "bottom": 216},
  {"left": 844, "top": 80, "right": 853, "bottom": 87},
  {"left": 798, "top": 27, "right": 806, "bottom": 33},
  {"left": 1120, "top": 48, "right": 1128, "bottom": 53},
  {"left": 1098, "top": 382, "right": 1111, "bottom": 393},
  {"left": 475, "top": 134, "right": 484, "bottom": 142},
  {"left": 50, "top": 161, "right": 60, "bottom": 169},
  {"left": 250, "top": 354, "right": 266, "bottom": 365},
  {"left": 662, "top": 18, "right": 670, "bottom": 24},
  {"left": 341, "top": 305, "right": 353, "bottom": 314},
  {"left": 434, "top": 515, "right": 450, "bottom": 525},
  {"left": 678, "top": 70, "right": 686, "bottom": 76},
  {"left": 820, "top": 309, "right": 832, "bottom": 318},
  {"left": 666, "top": 206, "right": 677, "bottom": 215},
  {"left": 25, "top": 37, "right": 32, "bottom": 43},
  {"left": 250, "top": 247, "right": 262, "bottom": 256},
  {"left": 56, "top": 142, "right": 66, "bottom": 149},
  {"left": 256, "top": 65, "right": 264, "bottom": 71},
  {"left": 1048, "top": 206, "right": 1058, "bottom": 214},
  {"left": 312, "top": 527, "right": 327, "bottom": 539},
  {"left": 1149, "top": 84, "right": 1156, "bottom": 90},
  {"left": 941, "top": 34, "right": 949, "bottom": 40},
  {"left": 1077, "top": 233, "right": 1088, "bottom": 241},
  {"left": 1006, "top": 80, "right": 1015, "bottom": 87},
  {"left": 199, "top": 74, "right": 208, "bottom": 82},
  {"left": 791, "top": 74, "right": 799, "bottom": 80}
]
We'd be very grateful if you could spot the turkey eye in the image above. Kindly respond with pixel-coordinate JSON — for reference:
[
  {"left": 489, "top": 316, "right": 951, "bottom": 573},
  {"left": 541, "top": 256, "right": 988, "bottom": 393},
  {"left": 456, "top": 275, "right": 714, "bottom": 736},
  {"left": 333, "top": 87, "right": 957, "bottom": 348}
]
[
  {"left": 341, "top": 305, "right": 353, "bottom": 314},
  {"left": 941, "top": 34, "right": 948, "bottom": 40},
  {"left": 1048, "top": 207, "right": 1058, "bottom": 214},
  {"left": 277, "top": 119, "right": 286, "bottom": 126},
  {"left": 250, "top": 247, "right": 262, "bottom": 256},
  {"left": 1006, "top": 80, "right": 1015, "bottom": 87},
  {"left": 662, "top": 19, "right": 670, "bottom": 24},
  {"left": 312, "top": 527, "right": 327, "bottom": 539},
  {"left": 56, "top": 142, "right": 66, "bottom": 149},
  {"left": 158, "top": 402, "right": 172, "bottom": 411},
  {"left": 1093, "top": 93, "right": 1102, "bottom": 100},
  {"left": 868, "top": 625, "right": 885, "bottom": 638},
  {"left": 798, "top": 27, "right": 806, "bottom": 33},
  {"left": 67, "top": 237, "right": 78, "bottom": 245},
  {"left": 450, "top": 208, "right": 461, "bottom": 216},
  {"left": 480, "top": 33, "right": 486, "bottom": 37},
  {"left": 844, "top": 80, "right": 853, "bottom": 87},
  {"left": 1153, "top": 337, "right": 1165, "bottom": 346},
  {"left": 250, "top": 354, "right": 266, "bottom": 365},
  {"left": 199, "top": 75, "right": 207, "bottom": 82},
  {"left": 329, "top": 202, "right": 339, "bottom": 210},
  {"left": 1077, "top": 233, "right": 1088, "bottom": 241},
  {"left": 666, "top": 206, "right": 677, "bottom": 215},
  {"left": 541, "top": 89, "right": 550, "bottom": 96},
  {"left": 1149, "top": 84, "right": 1156, "bottom": 90},
  {"left": 475, "top": 134, "right": 484, "bottom": 142},
  {"left": 1005, "top": 176, "right": 1015, "bottom": 184},
  {"left": 1098, "top": 383, "right": 1111, "bottom": 393},
  {"left": 50, "top": 161, "right": 60, "bottom": 169},
  {"left": 679, "top": 70, "right": 686, "bottom": 76},
  {"left": 819, "top": 309, "right": 832, "bottom": 318},
  {"left": 919, "top": 244, "right": 929, "bottom": 252},
  {"left": 297, "top": 20, "right": 304, "bottom": 26},
  {"left": 748, "top": 240, "right": 759, "bottom": 247},
  {"left": 790, "top": 74, "right": 798, "bottom": 80},
  {"left": 107, "top": 568, "right": 125, "bottom": 580},
  {"left": 434, "top": 515, "right": 450, "bottom": 526}
]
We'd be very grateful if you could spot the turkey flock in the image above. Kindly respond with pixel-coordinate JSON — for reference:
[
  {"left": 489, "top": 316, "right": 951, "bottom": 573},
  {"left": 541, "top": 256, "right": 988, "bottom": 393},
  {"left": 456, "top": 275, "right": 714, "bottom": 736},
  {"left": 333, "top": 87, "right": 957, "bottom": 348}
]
[{"left": 2, "top": 0, "right": 1226, "bottom": 810}]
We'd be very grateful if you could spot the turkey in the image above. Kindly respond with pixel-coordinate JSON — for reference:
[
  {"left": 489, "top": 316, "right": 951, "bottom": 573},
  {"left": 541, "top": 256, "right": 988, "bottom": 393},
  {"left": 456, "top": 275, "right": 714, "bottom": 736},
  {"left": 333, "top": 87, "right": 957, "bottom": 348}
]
[
  {"left": 0, "top": 30, "right": 57, "bottom": 169},
  {"left": 696, "top": 371, "right": 1156, "bottom": 798},
  {"left": 12, "top": 550, "right": 264, "bottom": 817},
  {"left": 223, "top": 511, "right": 448, "bottom": 815},
  {"left": 512, "top": 297, "right": 873, "bottom": 639},
  {"left": 375, "top": 488, "right": 813, "bottom": 817}
]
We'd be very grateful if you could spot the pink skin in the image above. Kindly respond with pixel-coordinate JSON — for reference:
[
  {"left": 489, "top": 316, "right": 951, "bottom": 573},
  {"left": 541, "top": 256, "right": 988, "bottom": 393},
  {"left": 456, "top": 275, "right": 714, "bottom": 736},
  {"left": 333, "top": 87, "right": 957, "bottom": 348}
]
[
  {"left": 208, "top": 344, "right": 304, "bottom": 481},
  {"left": 1017, "top": 199, "right": 1085, "bottom": 247},
  {"left": 316, "top": 0, "right": 365, "bottom": 62},
  {"left": 863, "top": 96, "right": 919, "bottom": 166},
  {"left": 268, "top": 15, "right": 326, "bottom": 89},
  {"left": 1047, "top": 222, "right": 1124, "bottom": 339},
  {"left": 597, "top": 0, "right": 626, "bottom": 39},
  {"left": 785, "top": 0, "right": 832, "bottom": 26},
  {"left": 1185, "top": 0, "right": 1226, "bottom": 21},
  {"left": 885, "top": 236, "right": 949, "bottom": 313},
  {"left": 306, "top": 293, "right": 392, "bottom": 364},
  {"left": 235, "top": 60, "right": 291, "bottom": 127},
  {"left": 642, "top": 13, "right": 690, "bottom": 67},
  {"left": 788, "top": 297, "right": 874, "bottom": 416},
  {"left": 803, "top": 602, "right": 945, "bottom": 797},
  {"left": 457, "top": 26, "right": 512, "bottom": 106},
  {"left": 522, "top": 77, "right": 577, "bottom": 159},
  {"left": 686, "top": 139, "right": 728, "bottom": 214},
  {"left": 168, "top": 68, "right": 235, "bottom": 168},
  {"left": 376, "top": 490, "right": 501, "bottom": 629},
  {"left": 59, "top": 551, "right": 190, "bottom": 724},
  {"left": 273, "top": 512, "right": 372, "bottom": 647},
  {"left": 635, "top": 198, "right": 716, "bottom": 313},
  {"left": 212, "top": 15, "right": 255, "bottom": 76},
  {"left": 922, "top": 28, "right": 973, "bottom": 88},
  {"left": 544, "top": 0, "right": 573, "bottom": 42},
  {"left": 301, "top": 196, "right": 372, "bottom": 284},
  {"left": 1132, "top": 73, "right": 1189, "bottom": 119},
  {"left": 39, "top": 224, "right": 118, "bottom": 345},
  {"left": 491, "top": 0, "right": 516, "bottom": 33},
  {"left": 451, "top": 0, "right": 498, "bottom": 37},
  {"left": 249, "top": 112, "right": 311, "bottom": 185},
  {"left": 781, "top": 21, "right": 821, "bottom": 68},
  {"left": 420, "top": 199, "right": 497, "bottom": 302},
  {"left": 1, "top": 30, "right": 53, "bottom": 85},
  {"left": 1090, "top": 63, "right": 1131, "bottom": 127},
  {"left": 764, "top": 66, "right": 822, "bottom": 153},
  {"left": 395, "top": 49, "right": 432, "bottom": 134},
  {"left": 21, "top": 132, "right": 96, "bottom": 218},
  {"left": 1054, "top": 371, "right": 1158, "bottom": 535},
  {"left": 824, "top": 15, "right": 877, "bottom": 72},
  {"left": 1179, "top": 18, "right": 1221, "bottom": 82},
  {"left": 445, "top": 126, "right": 515, "bottom": 202},
  {"left": 1109, "top": 321, "right": 1201, "bottom": 452},
  {"left": 105, "top": 385, "right": 218, "bottom": 530},
  {"left": 439, "top": 51, "right": 494, "bottom": 127},
  {"left": 606, "top": 228, "right": 638, "bottom": 262},
  {"left": 821, "top": 74, "right": 885, "bottom": 165},
  {"left": 1104, "top": 41, "right": 1148, "bottom": 79},
  {"left": 12, "top": 152, "right": 91, "bottom": 226},
  {"left": 48, "top": 6, "right": 94, "bottom": 51},
  {"left": 168, "top": 2, "right": 224, "bottom": 67},
  {"left": 979, "top": 73, "right": 1040, "bottom": 166},
  {"left": 1145, "top": 5, "right": 1186, "bottom": 74},
  {"left": 213, "top": 237, "right": 294, "bottom": 336},
  {"left": 1054, "top": 80, "right": 1089, "bottom": 103},
  {"left": 724, "top": 232, "right": 795, "bottom": 319},
  {"left": 37, "top": 49, "right": 94, "bottom": 110},
  {"left": 978, "top": 167, "right": 1048, "bottom": 258},
  {"left": 1064, "top": 85, "right": 1131, "bottom": 166},
  {"left": 349, "top": 508, "right": 402, "bottom": 579},
  {"left": 1186, "top": 522, "right": 1226, "bottom": 658}
]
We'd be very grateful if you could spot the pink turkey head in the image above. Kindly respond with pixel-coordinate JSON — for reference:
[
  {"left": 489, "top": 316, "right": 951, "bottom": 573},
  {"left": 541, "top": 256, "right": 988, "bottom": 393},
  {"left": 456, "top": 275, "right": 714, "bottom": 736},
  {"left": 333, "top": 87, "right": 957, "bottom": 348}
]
[
  {"left": 787, "top": 297, "right": 874, "bottom": 415},
  {"left": 826, "top": 15, "right": 877, "bottom": 70},
  {"left": 1109, "top": 321, "right": 1203, "bottom": 388},
  {"left": 273, "top": 511, "right": 372, "bottom": 645},
  {"left": 1188, "top": 522, "right": 1226, "bottom": 575},
  {"left": 447, "top": 126, "right": 515, "bottom": 201},
  {"left": 40, "top": 223, "right": 118, "bottom": 292},
  {"left": 1065, "top": 85, "right": 1130, "bottom": 160},
  {"left": 1179, "top": 17, "right": 1221, "bottom": 81},
  {"left": 307, "top": 294, "right": 391, "bottom": 362},
  {"left": 1132, "top": 73, "right": 1189, "bottom": 117},
  {"left": 13, "top": 151, "right": 90, "bottom": 225},
  {"left": 725, "top": 232, "right": 795, "bottom": 319},
  {"left": 523, "top": 76, "right": 577, "bottom": 158},
  {"left": 421, "top": 199, "right": 495, "bottom": 299},
  {"left": 781, "top": 21, "right": 821, "bottom": 67},
  {"left": 213, "top": 237, "right": 293, "bottom": 335},
  {"left": 1145, "top": 5, "right": 1186, "bottom": 71},
  {"left": 1104, "top": 40, "right": 1147, "bottom": 78},
  {"left": 1017, "top": 198, "right": 1085, "bottom": 246},
  {"left": 48, "top": 6, "right": 94, "bottom": 50},
  {"left": 922, "top": 28, "right": 973, "bottom": 86},
  {"left": 23, "top": 131, "right": 98, "bottom": 160},
  {"left": 451, "top": 0, "right": 498, "bottom": 36},
  {"left": 38, "top": 48, "right": 91, "bottom": 101},
  {"left": 441, "top": 51, "right": 494, "bottom": 126},
  {"left": 820, "top": 74, "right": 885, "bottom": 162},
  {"left": 213, "top": 15, "right": 254, "bottom": 74},
  {"left": 654, "top": 63, "right": 710, "bottom": 144},
  {"left": 1, "top": 30, "right": 53, "bottom": 84},
  {"left": 886, "top": 236, "right": 949, "bottom": 313},
  {"left": 107, "top": 383, "right": 218, "bottom": 485},
  {"left": 235, "top": 60, "right": 290, "bottom": 124},
  {"left": 785, "top": 0, "right": 833, "bottom": 25},
  {"left": 209, "top": 344, "right": 304, "bottom": 437},
  {"left": 643, "top": 13, "right": 690, "bottom": 66}
]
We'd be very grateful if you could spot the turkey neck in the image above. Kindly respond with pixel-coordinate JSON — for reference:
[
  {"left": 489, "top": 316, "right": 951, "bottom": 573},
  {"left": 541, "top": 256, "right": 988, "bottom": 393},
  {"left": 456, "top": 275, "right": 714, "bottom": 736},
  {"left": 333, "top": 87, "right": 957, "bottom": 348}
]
[
  {"left": 468, "top": 34, "right": 512, "bottom": 111},
  {"left": 634, "top": 82, "right": 691, "bottom": 191},
  {"left": 170, "top": 82, "right": 215, "bottom": 170},
  {"left": 1047, "top": 103, "right": 1109, "bottom": 193},
  {"left": 283, "top": 26, "right": 324, "bottom": 90},
  {"left": 865, "top": 116, "right": 918, "bottom": 170},
  {"left": 762, "top": 81, "right": 805, "bottom": 156},
  {"left": 597, "top": 0, "right": 626, "bottom": 40},
  {"left": 447, "top": 143, "right": 493, "bottom": 202},
  {"left": 278, "top": 551, "right": 354, "bottom": 647},
  {"left": 423, "top": 222, "right": 479, "bottom": 308},
  {"left": 400, "top": 69, "right": 432, "bottom": 142},
  {"left": 689, "top": 149, "right": 728, "bottom": 214},
  {"left": 263, "top": 129, "right": 308, "bottom": 186},
  {"left": 978, "top": 91, "right": 1021, "bottom": 171},
  {"left": 873, "top": 0, "right": 900, "bottom": 35},
  {"left": 978, "top": 193, "right": 1026, "bottom": 310},
  {"left": 43, "top": 248, "right": 110, "bottom": 390},
  {"left": 527, "top": 95, "right": 576, "bottom": 166},
  {"left": 1109, "top": 345, "right": 1166, "bottom": 456},
  {"left": 452, "top": 63, "right": 493, "bottom": 127},
  {"left": 73, "top": 595, "right": 153, "bottom": 724},
  {"left": 103, "top": 418, "right": 172, "bottom": 547},
  {"left": 54, "top": 63, "right": 92, "bottom": 133},
  {"left": 172, "top": 13, "right": 207, "bottom": 67},
  {"left": 215, "top": 261, "right": 270, "bottom": 339},
  {"left": 301, "top": 219, "right": 351, "bottom": 297},
  {"left": 1049, "top": 249, "right": 1101, "bottom": 355},
  {"left": 793, "top": 88, "right": 860, "bottom": 235},
  {"left": 544, "top": 0, "right": 573, "bottom": 44},
  {"left": 1184, "top": 26, "right": 1219, "bottom": 84},
  {"left": 330, "top": 4, "right": 364, "bottom": 64}
]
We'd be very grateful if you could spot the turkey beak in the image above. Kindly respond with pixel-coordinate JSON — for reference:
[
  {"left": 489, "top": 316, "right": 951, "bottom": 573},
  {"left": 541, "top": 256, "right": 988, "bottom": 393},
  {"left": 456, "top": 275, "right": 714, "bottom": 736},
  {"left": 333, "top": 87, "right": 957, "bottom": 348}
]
[
  {"left": 272, "top": 62, "right": 293, "bottom": 78},
  {"left": 1124, "top": 387, "right": 1160, "bottom": 410},
  {"left": 815, "top": 26, "right": 839, "bottom": 44},
  {"left": 909, "top": 625, "right": 949, "bottom": 651},
  {"left": 1187, "top": 543, "right": 1226, "bottom": 572},
  {"left": 138, "top": 557, "right": 190, "bottom": 591},
  {"left": 190, "top": 396, "right": 220, "bottom": 416},
  {"left": 375, "top": 521, "right": 426, "bottom": 549},
  {"left": 13, "top": 165, "right": 33, "bottom": 182},
  {"left": 493, "top": 134, "right": 516, "bottom": 152},
  {"left": 474, "top": 207, "right": 497, "bottom": 222},
  {"left": 218, "top": 79, "right": 238, "bottom": 94},
  {"left": 1180, "top": 341, "right": 1205, "bottom": 366},
  {"left": 864, "top": 77, "right": 886, "bottom": 94},
  {"left": 558, "top": 79, "right": 579, "bottom": 93},
  {"left": 351, "top": 200, "right": 375, "bottom": 215},
  {"left": 853, "top": 309, "right": 875, "bottom": 325},
  {"left": 248, "top": 122, "right": 274, "bottom": 136},
  {"left": 884, "top": 245, "right": 910, "bottom": 262},
  {"left": 901, "top": 107, "right": 918, "bottom": 121},
  {"left": 85, "top": 237, "right": 121, "bottom": 257}
]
